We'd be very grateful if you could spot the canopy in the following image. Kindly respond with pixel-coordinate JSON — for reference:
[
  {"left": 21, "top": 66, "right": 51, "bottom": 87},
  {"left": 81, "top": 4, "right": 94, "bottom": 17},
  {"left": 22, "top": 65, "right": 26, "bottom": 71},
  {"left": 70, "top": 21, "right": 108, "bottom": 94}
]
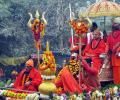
[{"left": 81, "top": 0, "right": 120, "bottom": 17}]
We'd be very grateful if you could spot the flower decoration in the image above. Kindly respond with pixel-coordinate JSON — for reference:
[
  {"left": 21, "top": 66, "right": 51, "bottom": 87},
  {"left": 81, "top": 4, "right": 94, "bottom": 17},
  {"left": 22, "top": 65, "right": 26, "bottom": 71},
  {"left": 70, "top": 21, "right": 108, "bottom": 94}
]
[
  {"left": 69, "top": 20, "right": 89, "bottom": 35},
  {"left": 39, "top": 41, "right": 56, "bottom": 72},
  {"left": 31, "top": 19, "right": 44, "bottom": 41},
  {"left": 27, "top": 10, "right": 47, "bottom": 50}
]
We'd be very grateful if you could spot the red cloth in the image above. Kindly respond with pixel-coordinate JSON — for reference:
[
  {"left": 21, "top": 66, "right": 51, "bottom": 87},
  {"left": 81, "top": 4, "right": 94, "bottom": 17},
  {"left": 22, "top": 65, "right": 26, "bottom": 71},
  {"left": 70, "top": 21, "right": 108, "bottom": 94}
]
[
  {"left": 113, "top": 66, "right": 120, "bottom": 84},
  {"left": 106, "top": 30, "right": 120, "bottom": 84},
  {"left": 106, "top": 30, "right": 120, "bottom": 53},
  {"left": 69, "top": 36, "right": 87, "bottom": 46},
  {"left": 80, "top": 59, "right": 100, "bottom": 91},
  {"left": 14, "top": 68, "right": 42, "bottom": 91},
  {"left": 83, "top": 39, "right": 106, "bottom": 70},
  {"left": 69, "top": 36, "right": 79, "bottom": 46},
  {"left": 55, "top": 67, "right": 82, "bottom": 94},
  {"left": 80, "top": 38, "right": 105, "bottom": 91}
]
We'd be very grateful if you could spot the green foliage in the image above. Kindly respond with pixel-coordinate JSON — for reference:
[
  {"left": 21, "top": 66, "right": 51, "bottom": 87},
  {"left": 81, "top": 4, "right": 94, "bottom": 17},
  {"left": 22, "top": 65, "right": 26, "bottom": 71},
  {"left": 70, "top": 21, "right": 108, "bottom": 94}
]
[
  {"left": 6, "top": 79, "right": 12, "bottom": 85},
  {"left": 0, "top": 81, "right": 5, "bottom": 87},
  {"left": 0, "top": 1, "right": 11, "bottom": 18},
  {"left": 48, "top": 92, "right": 53, "bottom": 99}
]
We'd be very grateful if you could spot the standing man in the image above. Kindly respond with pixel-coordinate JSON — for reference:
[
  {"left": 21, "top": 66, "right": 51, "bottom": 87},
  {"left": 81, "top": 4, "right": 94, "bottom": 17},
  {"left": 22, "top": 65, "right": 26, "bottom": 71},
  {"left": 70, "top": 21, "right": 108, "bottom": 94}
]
[
  {"left": 106, "top": 17, "right": 120, "bottom": 84},
  {"left": 13, "top": 59, "right": 42, "bottom": 91}
]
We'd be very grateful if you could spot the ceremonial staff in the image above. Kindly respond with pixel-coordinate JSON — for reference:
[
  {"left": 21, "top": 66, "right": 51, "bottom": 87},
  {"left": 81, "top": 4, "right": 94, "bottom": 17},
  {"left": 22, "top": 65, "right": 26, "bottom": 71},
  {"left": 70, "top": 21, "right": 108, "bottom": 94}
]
[{"left": 27, "top": 10, "right": 47, "bottom": 66}]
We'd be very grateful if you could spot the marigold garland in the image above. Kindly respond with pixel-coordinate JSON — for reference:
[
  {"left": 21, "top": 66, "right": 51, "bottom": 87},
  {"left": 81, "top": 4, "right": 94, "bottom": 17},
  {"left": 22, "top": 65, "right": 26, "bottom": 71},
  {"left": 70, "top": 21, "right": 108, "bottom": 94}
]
[
  {"left": 68, "top": 60, "right": 79, "bottom": 76},
  {"left": 39, "top": 53, "right": 56, "bottom": 72},
  {"left": 22, "top": 74, "right": 30, "bottom": 86},
  {"left": 54, "top": 60, "right": 79, "bottom": 83},
  {"left": 69, "top": 20, "right": 88, "bottom": 35},
  {"left": 31, "top": 19, "right": 44, "bottom": 34}
]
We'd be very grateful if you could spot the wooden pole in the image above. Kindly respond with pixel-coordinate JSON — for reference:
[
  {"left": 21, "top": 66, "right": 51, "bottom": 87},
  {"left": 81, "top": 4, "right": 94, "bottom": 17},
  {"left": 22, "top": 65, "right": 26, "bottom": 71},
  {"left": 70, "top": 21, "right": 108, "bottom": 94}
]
[
  {"left": 104, "top": 16, "right": 106, "bottom": 31},
  {"left": 79, "top": 35, "right": 82, "bottom": 85},
  {"left": 69, "top": 3, "right": 74, "bottom": 47},
  {"left": 37, "top": 40, "right": 41, "bottom": 67},
  {"left": 37, "top": 48, "right": 40, "bottom": 66}
]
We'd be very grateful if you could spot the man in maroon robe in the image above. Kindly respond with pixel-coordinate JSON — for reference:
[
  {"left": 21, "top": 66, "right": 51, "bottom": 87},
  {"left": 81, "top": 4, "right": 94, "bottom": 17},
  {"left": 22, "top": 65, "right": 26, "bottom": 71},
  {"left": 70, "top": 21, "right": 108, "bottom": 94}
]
[
  {"left": 13, "top": 59, "right": 42, "bottom": 91},
  {"left": 105, "top": 17, "right": 120, "bottom": 84}
]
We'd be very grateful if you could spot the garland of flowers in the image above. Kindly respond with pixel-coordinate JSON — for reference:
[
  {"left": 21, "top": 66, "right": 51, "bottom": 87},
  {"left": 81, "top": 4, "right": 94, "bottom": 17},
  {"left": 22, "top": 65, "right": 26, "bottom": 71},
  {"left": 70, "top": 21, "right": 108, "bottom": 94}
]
[
  {"left": 39, "top": 54, "right": 56, "bottom": 72},
  {"left": 51, "top": 84, "right": 120, "bottom": 100},
  {"left": 69, "top": 20, "right": 88, "bottom": 35},
  {"left": 22, "top": 74, "right": 30, "bottom": 86},
  {"left": 31, "top": 19, "right": 44, "bottom": 36},
  {"left": 68, "top": 60, "right": 79, "bottom": 76}
]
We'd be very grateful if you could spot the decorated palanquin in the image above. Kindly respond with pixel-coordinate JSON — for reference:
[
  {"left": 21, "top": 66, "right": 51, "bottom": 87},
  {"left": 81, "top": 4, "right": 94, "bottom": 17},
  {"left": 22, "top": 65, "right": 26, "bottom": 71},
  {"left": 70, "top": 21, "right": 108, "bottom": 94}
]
[{"left": 38, "top": 41, "right": 56, "bottom": 98}]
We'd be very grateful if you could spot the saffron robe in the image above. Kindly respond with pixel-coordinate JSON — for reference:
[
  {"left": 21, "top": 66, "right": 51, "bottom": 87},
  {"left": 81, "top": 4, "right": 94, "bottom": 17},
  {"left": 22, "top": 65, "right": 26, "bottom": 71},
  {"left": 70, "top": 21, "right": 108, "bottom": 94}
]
[
  {"left": 106, "top": 30, "right": 120, "bottom": 84},
  {"left": 55, "top": 67, "right": 82, "bottom": 94},
  {"left": 81, "top": 39, "right": 106, "bottom": 91},
  {"left": 14, "top": 68, "right": 42, "bottom": 91},
  {"left": 83, "top": 38, "right": 106, "bottom": 71}
]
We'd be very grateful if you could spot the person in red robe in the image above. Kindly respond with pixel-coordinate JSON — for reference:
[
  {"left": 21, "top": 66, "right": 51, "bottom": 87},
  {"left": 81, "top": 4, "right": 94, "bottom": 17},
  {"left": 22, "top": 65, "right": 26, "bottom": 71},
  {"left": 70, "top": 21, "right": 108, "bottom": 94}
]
[
  {"left": 54, "top": 51, "right": 82, "bottom": 94},
  {"left": 105, "top": 17, "right": 120, "bottom": 84},
  {"left": 13, "top": 59, "right": 42, "bottom": 91},
  {"left": 69, "top": 34, "right": 87, "bottom": 51},
  {"left": 81, "top": 28, "right": 106, "bottom": 91},
  {"left": 83, "top": 28, "right": 106, "bottom": 71}
]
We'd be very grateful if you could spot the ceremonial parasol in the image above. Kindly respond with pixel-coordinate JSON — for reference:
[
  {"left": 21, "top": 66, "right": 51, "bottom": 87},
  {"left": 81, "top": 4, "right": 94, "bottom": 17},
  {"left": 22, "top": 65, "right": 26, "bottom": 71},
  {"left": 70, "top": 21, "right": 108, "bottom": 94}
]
[{"left": 80, "top": 0, "right": 120, "bottom": 31}]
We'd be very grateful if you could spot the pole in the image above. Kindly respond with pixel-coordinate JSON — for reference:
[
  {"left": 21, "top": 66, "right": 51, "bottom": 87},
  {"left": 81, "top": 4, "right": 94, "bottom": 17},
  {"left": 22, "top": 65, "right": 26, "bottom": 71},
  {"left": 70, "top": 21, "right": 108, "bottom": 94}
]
[
  {"left": 69, "top": 3, "right": 74, "bottom": 47},
  {"left": 79, "top": 35, "right": 82, "bottom": 85},
  {"left": 37, "top": 48, "right": 40, "bottom": 66},
  {"left": 104, "top": 16, "right": 106, "bottom": 31},
  {"left": 37, "top": 39, "right": 42, "bottom": 67}
]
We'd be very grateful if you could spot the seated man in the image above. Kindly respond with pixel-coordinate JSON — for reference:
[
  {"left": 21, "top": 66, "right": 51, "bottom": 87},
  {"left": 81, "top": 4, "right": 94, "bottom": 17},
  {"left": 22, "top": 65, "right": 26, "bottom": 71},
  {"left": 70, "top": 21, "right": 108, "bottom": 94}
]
[
  {"left": 80, "top": 58, "right": 101, "bottom": 91},
  {"left": 87, "top": 22, "right": 103, "bottom": 44},
  {"left": 54, "top": 51, "right": 82, "bottom": 94},
  {"left": 13, "top": 59, "right": 42, "bottom": 91},
  {"left": 83, "top": 28, "right": 106, "bottom": 72},
  {"left": 81, "top": 28, "right": 106, "bottom": 91}
]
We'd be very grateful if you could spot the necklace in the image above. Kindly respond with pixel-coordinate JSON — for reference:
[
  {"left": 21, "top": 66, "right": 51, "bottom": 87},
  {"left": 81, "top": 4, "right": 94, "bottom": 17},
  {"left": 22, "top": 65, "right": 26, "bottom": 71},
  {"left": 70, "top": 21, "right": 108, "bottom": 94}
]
[
  {"left": 22, "top": 74, "right": 30, "bottom": 86},
  {"left": 90, "top": 38, "right": 101, "bottom": 50}
]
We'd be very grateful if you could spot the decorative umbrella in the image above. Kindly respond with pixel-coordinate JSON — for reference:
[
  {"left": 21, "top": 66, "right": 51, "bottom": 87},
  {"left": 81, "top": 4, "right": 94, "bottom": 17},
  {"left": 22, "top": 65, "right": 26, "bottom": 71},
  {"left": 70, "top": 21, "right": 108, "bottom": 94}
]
[
  {"left": 82, "top": 0, "right": 120, "bottom": 17},
  {"left": 80, "top": 0, "right": 120, "bottom": 31}
]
